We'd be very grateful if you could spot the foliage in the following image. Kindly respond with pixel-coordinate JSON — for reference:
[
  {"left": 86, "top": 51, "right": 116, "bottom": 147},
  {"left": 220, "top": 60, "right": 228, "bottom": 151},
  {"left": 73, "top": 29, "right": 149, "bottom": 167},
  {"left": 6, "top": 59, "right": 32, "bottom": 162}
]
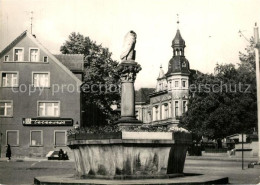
[
  {"left": 67, "top": 124, "right": 189, "bottom": 136},
  {"left": 60, "top": 32, "right": 121, "bottom": 126},
  {"left": 180, "top": 42, "right": 257, "bottom": 140}
]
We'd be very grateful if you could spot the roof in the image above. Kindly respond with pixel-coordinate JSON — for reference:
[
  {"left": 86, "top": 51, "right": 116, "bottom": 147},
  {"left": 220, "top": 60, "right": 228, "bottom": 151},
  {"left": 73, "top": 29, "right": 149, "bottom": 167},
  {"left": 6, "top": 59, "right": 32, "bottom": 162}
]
[
  {"left": 166, "top": 56, "right": 190, "bottom": 75},
  {"left": 0, "top": 30, "right": 82, "bottom": 84},
  {"left": 0, "top": 31, "right": 27, "bottom": 58},
  {"left": 172, "top": 29, "right": 185, "bottom": 48},
  {"left": 54, "top": 54, "right": 84, "bottom": 72},
  {"left": 135, "top": 88, "right": 155, "bottom": 103}
]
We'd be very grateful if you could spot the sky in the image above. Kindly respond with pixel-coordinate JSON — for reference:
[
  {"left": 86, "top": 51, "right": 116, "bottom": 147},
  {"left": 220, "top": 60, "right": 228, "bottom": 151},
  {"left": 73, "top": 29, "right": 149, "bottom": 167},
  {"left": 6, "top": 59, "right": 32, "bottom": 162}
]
[{"left": 0, "top": 0, "right": 260, "bottom": 89}]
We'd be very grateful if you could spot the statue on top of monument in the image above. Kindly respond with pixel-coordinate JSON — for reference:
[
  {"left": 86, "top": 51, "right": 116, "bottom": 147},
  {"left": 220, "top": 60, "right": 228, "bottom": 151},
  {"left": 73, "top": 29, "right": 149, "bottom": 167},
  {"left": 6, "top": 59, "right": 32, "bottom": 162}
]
[{"left": 120, "top": 30, "right": 137, "bottom": 61}]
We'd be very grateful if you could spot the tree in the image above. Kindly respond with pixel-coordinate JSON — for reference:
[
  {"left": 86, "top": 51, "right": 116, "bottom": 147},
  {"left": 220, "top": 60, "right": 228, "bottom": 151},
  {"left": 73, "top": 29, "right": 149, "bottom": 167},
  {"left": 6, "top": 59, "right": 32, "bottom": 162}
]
[
  {"left": 60, "top": 32, "right": 121, "bottom": 126},
  {"left": 179, "top": 41, "right": 257, "bottom": 141}
]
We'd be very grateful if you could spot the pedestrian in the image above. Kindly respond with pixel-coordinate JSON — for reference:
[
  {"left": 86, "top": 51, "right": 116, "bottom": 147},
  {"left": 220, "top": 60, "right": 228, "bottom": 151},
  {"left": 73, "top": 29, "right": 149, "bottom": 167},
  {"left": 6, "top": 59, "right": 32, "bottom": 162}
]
[
  {"left": 58, "top": 149, "right": 64, "bottom": 160},
  {"left": 6, "top": 144, "right": 11, "bottom": 161}
]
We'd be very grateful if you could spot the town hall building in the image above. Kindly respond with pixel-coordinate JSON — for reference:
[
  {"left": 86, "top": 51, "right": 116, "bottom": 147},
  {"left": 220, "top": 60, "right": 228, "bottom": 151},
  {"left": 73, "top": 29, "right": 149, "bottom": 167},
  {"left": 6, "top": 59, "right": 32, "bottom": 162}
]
[{"left": 135, "top": 27, "right": 192, "bottom": 127}]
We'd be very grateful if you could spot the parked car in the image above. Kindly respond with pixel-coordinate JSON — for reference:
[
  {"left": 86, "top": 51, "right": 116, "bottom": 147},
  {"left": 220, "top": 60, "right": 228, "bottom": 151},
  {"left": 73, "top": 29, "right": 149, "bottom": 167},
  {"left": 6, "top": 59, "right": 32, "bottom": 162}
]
[{"left": 46, "top": 150, "right": 69, "bottom": 160}]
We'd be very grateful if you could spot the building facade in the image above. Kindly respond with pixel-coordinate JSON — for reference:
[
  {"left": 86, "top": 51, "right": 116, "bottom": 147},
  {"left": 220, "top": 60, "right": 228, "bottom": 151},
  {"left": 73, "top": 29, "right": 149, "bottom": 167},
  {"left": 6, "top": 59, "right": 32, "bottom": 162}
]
[
  {"left": 136, "top": 28, "right": 191, "bottom": 127},
  {"left": 0, "top": 31, "right": 83, "bottom": 158}
]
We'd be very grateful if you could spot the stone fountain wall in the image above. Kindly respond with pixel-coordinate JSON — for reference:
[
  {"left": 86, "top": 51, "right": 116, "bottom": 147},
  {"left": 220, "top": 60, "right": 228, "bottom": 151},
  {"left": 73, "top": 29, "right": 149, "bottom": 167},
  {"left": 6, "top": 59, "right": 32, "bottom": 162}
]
[{"left": 68, "top": 132, "right": 191, "bottom": 179}]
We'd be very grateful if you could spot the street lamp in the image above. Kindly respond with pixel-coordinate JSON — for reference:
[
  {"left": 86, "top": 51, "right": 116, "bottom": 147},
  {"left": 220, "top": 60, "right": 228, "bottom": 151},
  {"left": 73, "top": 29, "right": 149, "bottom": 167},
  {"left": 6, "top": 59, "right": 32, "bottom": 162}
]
[{"left": 253, "top": 23, "right": 260, "bottom": 163}]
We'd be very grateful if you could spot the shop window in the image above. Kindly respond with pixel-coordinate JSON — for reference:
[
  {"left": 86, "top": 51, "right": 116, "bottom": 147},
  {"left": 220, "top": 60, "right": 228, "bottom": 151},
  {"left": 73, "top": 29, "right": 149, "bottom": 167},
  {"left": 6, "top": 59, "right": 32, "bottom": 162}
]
[
  {"left": 0, "top": 101, "right": 13, "bottom": 117},
  {"left": 30, "top": 130, "right": 43, "bottom": 146},
  {"left": 38, "top": 101, "right": 60, "bottom": 117},
  {"left": 54, "top": 131, "right": 66, "bottom": 146},
  {"left": 6, "top": 130, "right": 19, "bottom": 146}
]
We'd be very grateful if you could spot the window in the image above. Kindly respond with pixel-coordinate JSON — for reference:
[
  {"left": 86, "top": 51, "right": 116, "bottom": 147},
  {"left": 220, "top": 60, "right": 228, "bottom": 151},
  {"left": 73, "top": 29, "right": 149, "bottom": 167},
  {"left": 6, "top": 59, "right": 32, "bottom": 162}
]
[
  {"left": 164, "top": 104, "right": 168, "bottom": 119},
  {"left": 30, "top": 48, "right": 39, "bottom": 62},
  {"left": 14, "top": 48, "right": 24, "bottom": 61},
  {"left": 183, "top": 101, "right": 187, "bottom": 113},
  {"left": 38, "top": 101, "right": 60, "bottom": 117},
  {"left": 6, "top": 130, "right": 19, "bottom": 146},
  {"left": 175, "top": 101, "right": 179, "bottom": 117},
  {"left": 4, "top": 55, "right": 9, "bottom": 62},
  {"left": 1, "top": 72, "right": 18, "bottom": 87},
  {"left": 30, "top": 130, "right": 43, "bottom": 146},
  {"left": 169, "top": 102, "right": 172, "bottom": 117},
  {"left": 153, "top": 106, "right": 158, "bottom": 121},
  {"left": 32, "top": 72, "right": 50, "bottom": 87},
  {"left": 182, "top": 62, "right": 186, "bottom": 67},
  {"left": 175, "top": 81, "right": 179, "bottom": 87},
  {"left": 43, "top": 56, "right": 48, "bottom": 63},
  {"left": 54, "top": 131, "right": 66, "bottom": 146},
  {"left": 0, "top": 101, "right": 13, "bottom": 117},
  {"left": 182, "top": 81, "right": 186, "bottom": 88}
]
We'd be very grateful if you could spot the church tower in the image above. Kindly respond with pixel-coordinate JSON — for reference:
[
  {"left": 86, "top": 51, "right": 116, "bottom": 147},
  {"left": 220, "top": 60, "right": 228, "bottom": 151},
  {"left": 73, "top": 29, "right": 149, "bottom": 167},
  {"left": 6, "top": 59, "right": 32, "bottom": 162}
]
[{"left": 165, "top": 19, "right": 190, "bottom": 125}]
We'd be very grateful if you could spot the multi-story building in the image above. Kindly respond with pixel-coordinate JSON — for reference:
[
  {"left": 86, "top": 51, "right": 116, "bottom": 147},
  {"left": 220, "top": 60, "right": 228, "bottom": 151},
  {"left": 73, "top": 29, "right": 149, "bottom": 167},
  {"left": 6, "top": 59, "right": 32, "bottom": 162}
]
[
  {"left": 136, "top": 28, "right": 192, "bottom": 127},
  {"left": 0, "top": 31, "right": 83, "bottom": 158}
]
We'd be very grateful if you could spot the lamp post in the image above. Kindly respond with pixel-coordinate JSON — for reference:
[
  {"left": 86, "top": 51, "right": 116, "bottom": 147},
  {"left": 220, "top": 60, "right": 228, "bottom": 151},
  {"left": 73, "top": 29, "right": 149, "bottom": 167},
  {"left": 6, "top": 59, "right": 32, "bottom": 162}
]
[{"left": 253, "top": 23, "right": 260, "bottom": 163}]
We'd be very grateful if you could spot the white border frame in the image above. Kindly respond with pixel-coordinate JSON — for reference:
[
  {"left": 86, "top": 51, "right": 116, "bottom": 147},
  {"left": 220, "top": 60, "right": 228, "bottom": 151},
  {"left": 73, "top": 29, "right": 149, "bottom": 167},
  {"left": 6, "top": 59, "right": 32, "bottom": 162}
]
[
  {"left": 37, "top": 100, "right": 61, "bottom": 117},
  {"left": 30, "top": 130, "right": 43, "bottom": 146},
  {"left": 54, "top": 130, "right": 67, "bottom": 146},
  {"left": 0, "top": 71, "right": 19, "bottom": 88},
  {"left": 32, "top": 71, "right": 50, "bottom": 88},
  {"left": 0, "top": 100, "right": 13, "bottom": 117},
  {"left": 6, "top": 130, "right": 19, "bottom": 146},
  {"left": 13, "top": 47, "right": 24, "bottom": 62}
]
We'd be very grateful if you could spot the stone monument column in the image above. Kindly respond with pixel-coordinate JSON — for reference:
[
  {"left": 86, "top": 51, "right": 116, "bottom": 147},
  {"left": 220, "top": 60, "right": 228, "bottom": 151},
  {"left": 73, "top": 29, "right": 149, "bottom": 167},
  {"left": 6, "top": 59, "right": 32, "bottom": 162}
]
[{"left": 117, "top": 30, "right": 142, "bottom": 127}]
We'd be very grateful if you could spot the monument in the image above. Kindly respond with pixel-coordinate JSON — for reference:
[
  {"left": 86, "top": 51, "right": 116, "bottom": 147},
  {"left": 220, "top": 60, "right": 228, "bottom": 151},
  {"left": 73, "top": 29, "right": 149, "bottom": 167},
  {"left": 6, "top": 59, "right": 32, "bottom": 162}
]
[{"left": 34, "top": 30, "right": 228, "bottom": 184}]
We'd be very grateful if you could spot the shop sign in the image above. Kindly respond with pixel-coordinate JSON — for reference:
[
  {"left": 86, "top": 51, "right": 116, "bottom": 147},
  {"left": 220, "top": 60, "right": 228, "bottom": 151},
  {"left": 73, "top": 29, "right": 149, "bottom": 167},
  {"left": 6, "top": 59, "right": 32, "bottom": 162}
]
[{"left": 22, "top": 118, "right": 73, "bottom": 126}]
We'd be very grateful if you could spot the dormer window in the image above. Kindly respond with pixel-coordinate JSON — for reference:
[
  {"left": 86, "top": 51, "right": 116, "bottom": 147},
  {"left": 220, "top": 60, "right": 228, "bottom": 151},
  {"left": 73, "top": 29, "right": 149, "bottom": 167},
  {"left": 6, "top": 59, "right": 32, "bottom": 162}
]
[
  {"left": 14, "top": 48, "right": 24, "bottom": 61},
  {"left": 30, "top": 48, "right": 39, "bottom": 62},
  {"left": 182, "top": 62, "right": 186, "bottom": 67}
]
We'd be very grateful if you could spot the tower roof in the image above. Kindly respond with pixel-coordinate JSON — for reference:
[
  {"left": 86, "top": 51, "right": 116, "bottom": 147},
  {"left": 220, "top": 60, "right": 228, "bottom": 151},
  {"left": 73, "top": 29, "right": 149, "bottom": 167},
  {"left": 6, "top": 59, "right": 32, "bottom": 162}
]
[
  {"left": 172, "top": 29, "right": 185, "bottom": 48},
  {"left": 166, "top": 56, "right": 190, "bottom": 75}
]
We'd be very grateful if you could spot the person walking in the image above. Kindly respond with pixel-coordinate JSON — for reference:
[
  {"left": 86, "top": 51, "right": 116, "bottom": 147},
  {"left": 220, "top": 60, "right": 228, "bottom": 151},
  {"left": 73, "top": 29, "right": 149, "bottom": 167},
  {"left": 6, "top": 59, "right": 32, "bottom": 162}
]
[{"left": 6, "top": 144, "right": 11, "bottom": 161}]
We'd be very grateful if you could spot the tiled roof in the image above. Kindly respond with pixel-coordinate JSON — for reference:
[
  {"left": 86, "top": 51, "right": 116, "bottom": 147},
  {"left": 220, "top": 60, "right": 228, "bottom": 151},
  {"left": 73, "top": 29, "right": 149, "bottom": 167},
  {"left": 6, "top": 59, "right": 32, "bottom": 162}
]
[
  {"left": 54, "top": 54, "right": 84, "bottom": 72},
  {"left": 135, "top": 88, "right": 155, "bottom": 103}
]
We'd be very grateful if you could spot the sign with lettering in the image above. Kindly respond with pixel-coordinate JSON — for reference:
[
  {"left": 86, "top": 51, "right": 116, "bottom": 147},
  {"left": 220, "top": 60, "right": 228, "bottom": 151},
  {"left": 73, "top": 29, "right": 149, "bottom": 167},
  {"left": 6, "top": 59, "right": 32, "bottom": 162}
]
[{"left": 22, "top": 118, "right": 73, "bottom": 126}]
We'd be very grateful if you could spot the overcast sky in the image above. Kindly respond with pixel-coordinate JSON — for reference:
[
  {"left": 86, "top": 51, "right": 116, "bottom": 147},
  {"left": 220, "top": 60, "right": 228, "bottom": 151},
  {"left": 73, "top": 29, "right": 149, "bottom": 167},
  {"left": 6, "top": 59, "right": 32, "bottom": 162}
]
[{"left": 1, "top": 0, "right": 260, "bottom": 89}]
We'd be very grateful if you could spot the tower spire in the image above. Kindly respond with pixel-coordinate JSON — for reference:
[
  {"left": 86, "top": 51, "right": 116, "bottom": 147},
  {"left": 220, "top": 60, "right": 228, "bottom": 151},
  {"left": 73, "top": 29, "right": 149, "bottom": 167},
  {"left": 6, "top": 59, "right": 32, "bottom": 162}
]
[{"left": 177, "top": 14, "right": 179, "bottom": 29}]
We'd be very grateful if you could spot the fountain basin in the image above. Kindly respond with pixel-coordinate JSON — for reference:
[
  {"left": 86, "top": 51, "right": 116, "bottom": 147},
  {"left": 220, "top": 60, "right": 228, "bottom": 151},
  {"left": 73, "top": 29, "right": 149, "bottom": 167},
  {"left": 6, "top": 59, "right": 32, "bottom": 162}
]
[{"left": 68, "top": 132, "right": 192, "bottom": 179}]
